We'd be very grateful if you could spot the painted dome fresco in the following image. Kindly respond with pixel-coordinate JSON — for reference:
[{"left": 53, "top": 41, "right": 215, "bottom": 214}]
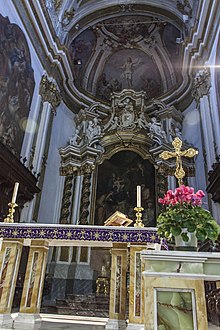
[{"left": 68, "top": 15, "right": 183, "bottom": 103}]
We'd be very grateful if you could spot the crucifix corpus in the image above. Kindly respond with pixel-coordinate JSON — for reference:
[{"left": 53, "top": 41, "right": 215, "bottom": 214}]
[{"left": 159, "top": 137, "right": 198, "bottom": 186}]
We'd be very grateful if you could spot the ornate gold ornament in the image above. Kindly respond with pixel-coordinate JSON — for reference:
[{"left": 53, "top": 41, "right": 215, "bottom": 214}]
[
  {"left": 39, "top": 75, "right": 61, "bottom": 111},
  {"left": 159, "top": 137, "right": 198, "bottom": 186}
]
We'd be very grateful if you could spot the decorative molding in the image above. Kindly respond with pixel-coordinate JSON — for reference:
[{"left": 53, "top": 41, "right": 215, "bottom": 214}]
[
  {"left": 192, "top": 68, "right": 211, "bottom": 103},
  {"left": 39, "top": 75, "right": 61, "bottom": 111}
]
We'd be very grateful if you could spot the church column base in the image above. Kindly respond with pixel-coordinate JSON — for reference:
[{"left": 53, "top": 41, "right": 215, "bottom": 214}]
[
  {"left": 0, "top": 313, "right": 13, "bottom": 327},
  {"left": 125, "top": 324, "right": 144, "bottom": 330},
  {"left": 13, "top": 313, "right": 42, "bottom": 329},
  {"left": 105, "top": 319, "right": 127, "bottom": 330}
]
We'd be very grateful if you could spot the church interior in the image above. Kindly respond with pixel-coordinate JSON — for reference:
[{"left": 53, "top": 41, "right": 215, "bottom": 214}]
[{"left": 0, "top": 0, "right": 220, "bottom": 329}]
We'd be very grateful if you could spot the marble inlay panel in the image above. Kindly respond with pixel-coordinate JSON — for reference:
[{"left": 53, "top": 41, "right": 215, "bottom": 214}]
[
  {"left": 0, "top": 247, "right": 11, "bottom": 301},
  {"left": 143, "top": 277, "right": 208, "bottom": 330},
  {"left": 135, "top": 252, "right": 141, "bottom": 317},
  {"left": 156, "top": 289, "right": 196, "bottom": 330},
  {"left": 26, "top": 252, "right": 39, "bottom": 307},
  {"left": 115, "top": 255, "right": 122, "bottom": 314}
]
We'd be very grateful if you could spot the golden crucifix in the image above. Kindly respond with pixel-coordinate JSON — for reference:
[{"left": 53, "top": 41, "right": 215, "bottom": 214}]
[{"left": 159, "top": 137, "right": 198, "bottom": 186}]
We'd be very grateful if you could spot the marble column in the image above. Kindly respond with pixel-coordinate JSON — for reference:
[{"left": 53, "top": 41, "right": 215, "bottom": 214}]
[
  {"left": 14, "top": 240, "right": 49, "bottom": 328},
  {"left": 192, "top": 68, "right": 215, "bottom": 171},
  {"left": 106, "top": 243, "right": 128, "bottom": 330},
  {"left": 79, "top": 164, "right": 94, "bottom": 225},
  {"left": 72, "top": 173, "right": 83, "bottom": 224},
  {"left": 128, "top": 245, "right": 146, "bottom": 327},
  {"left": 199, "top": 95, "right": 215, "bottom": 169},
  {"left": 59, "top": 174, "right": 74, "bottom": 224},
  {"left": 0, "top": 239, "right": 23, "bottom": 327},
  {"left": 21, "top": 94, "right": 42, "bottom": 165}
]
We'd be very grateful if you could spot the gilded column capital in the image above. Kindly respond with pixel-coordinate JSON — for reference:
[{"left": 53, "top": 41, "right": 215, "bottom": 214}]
[
  {"left": 60, "top": 165, "right": 79, "bottom": 176},
  {"left": 192, "top": 67, "right": 211, "bottom": 103},
  {"left": 39, "top": 75, "right": 61, "bottom": 112},
  {"left": 81, "top": 163, "right": 95, "bottom": 175}
]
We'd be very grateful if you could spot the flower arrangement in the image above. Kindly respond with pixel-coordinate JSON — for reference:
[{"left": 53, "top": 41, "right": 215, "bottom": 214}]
[{"left": 157, "top": 185, "right": 220, "bottom": 243}]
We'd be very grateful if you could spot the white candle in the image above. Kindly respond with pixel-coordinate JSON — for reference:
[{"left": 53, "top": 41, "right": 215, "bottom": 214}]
[
  {"left": 137, "top": 185, "right": 141, "bottom": 207},
  {"left": 12, "top": 182, "right": 19, "bottom": 204}
]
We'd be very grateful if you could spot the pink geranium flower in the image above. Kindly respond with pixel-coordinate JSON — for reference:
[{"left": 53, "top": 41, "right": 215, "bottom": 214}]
[{"left": 158, "top": 185, "right": 205, "bottom": 206}]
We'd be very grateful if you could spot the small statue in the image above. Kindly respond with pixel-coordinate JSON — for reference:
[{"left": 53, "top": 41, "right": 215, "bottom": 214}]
[
  {"left": 69, "top": 128, "right": 81, "bottom": 146},
  {"left": 149, "top": 117, "right": 167, "bottom": 142},
  {"left": 101, "top": 265, "right": 107, "bottom": 277}
]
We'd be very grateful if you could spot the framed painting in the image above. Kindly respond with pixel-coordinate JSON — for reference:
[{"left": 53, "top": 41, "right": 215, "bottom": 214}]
[{"left": 94, "top": 150, "right": 156, "bottom": 226}]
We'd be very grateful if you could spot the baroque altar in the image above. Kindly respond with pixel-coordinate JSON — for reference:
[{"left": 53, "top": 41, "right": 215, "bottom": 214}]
[{"left": 0, "top": 222, "right": 164, "bottom": 329}]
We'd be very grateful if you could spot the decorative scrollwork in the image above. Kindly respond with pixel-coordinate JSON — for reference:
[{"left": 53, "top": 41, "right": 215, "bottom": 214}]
[{"left": 192, "top": 68, "right": 211, "bottom": 103}]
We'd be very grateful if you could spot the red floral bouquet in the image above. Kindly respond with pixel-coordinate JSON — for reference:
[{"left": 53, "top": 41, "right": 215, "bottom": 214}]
[{"left": 157, "top": 185, "right": 219, "bottom": 243}]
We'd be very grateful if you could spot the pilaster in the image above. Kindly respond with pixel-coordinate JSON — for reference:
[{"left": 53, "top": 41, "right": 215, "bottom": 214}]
[
  {"left": 107, "top": 244, "right": 128, "bottom": 330},
  {"left": 128, "top": 245, "right": 146, "bottom": 325},
  {"left": 192, "top": 68, "right": 215, "bottom": 170},
  {"left": 0, "top": 239, "right": 23, "bottom": 327},
  {"left": 14, "top": 239, "right": 49, "bottom": 328}
]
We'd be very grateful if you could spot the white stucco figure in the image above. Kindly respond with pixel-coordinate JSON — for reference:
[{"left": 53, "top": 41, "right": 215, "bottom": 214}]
[
  {"left": 149, "top": 117, "right": 168, "bottom": 141},
  {"left": 86, "top": 117, "right": 102, "bottom": 144},
  {"left": 137, "top": 112, "right": 149, "bottom": 129},
  {"left": 69, "top": 128, "right": 81, "bottom": 146}
]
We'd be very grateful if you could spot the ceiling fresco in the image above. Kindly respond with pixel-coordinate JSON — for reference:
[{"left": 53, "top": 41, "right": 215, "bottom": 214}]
[{"left": 69, "top": 15, "right": 183, "bottom": 103}]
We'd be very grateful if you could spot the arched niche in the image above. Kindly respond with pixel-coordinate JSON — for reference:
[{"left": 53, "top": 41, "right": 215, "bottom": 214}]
[{"left": 93, "top": 150, "right": 156, "bottom": 227}]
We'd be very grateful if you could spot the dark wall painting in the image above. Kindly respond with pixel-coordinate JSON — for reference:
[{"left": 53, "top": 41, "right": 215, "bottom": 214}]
[
  {"left": 69, "top": 29, "right": 96, "bottom": 85},
  {"left": 94, "top": 151, "right": 156, "bottom": 227},
  {"left": 0, "top": 15, "right": 35, "bottom": 156}
]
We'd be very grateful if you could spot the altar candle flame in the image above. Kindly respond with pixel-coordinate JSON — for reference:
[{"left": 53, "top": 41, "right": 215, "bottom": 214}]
[
  {"left": 137, "top": 185, "right": 141, "bottom": 207},
  {"left": 12, "top": 182, "right": 19, "bottom": 204}
]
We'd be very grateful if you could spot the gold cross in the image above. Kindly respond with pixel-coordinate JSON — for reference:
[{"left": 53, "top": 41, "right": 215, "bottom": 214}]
[{"left": 159, "top": 137, "right": 198, "bottom": 186}]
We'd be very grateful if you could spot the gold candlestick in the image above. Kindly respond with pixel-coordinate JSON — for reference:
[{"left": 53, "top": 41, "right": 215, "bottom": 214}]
[
  {"left": 4, "top": 202, "right": 18, "bottom": 223},
  {"left": 134, "top": 206, "right": 144, "bottom": 228}
]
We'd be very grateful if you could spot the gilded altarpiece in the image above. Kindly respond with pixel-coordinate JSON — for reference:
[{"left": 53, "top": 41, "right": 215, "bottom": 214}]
[{"left": 59, "top": 90, "right": 196, "bottom": 226}]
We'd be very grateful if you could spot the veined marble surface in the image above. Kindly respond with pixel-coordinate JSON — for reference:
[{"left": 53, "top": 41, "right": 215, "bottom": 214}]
[
  {"left": 141, "top": 250, "right": 220, "bottom": 280},
  {"left": 157, "top": 290, "right": 194, "bottom": 330}
]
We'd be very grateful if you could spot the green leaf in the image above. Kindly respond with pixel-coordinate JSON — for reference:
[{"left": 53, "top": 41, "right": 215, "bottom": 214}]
[
  {"left": 196, "top": 230, "right": 207, "bottom": 241},
  {"left": 171, "top": 226, "right": 182, "bottom": 236},
  {"left": 207, "top": 231, "right": 218, "bottom": 242},
  {"left": 181, "top": 232, "right": 189, "bottom": 242},
  {"left": 187, "top": 225, "right": 196, "bottom": 233}
]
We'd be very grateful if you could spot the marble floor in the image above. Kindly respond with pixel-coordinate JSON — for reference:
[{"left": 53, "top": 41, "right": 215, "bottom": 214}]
[{"left": 0, "top": 314, "right": 219, "bottom": 329}]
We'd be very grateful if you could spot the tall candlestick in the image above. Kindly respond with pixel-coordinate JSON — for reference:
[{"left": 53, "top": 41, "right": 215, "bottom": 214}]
[
  {"left": 137, "top": 185, "right": 141, "bottom": 207},
  {"left": 12, "top": 182, "right": 19, "bottom": 204}
]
